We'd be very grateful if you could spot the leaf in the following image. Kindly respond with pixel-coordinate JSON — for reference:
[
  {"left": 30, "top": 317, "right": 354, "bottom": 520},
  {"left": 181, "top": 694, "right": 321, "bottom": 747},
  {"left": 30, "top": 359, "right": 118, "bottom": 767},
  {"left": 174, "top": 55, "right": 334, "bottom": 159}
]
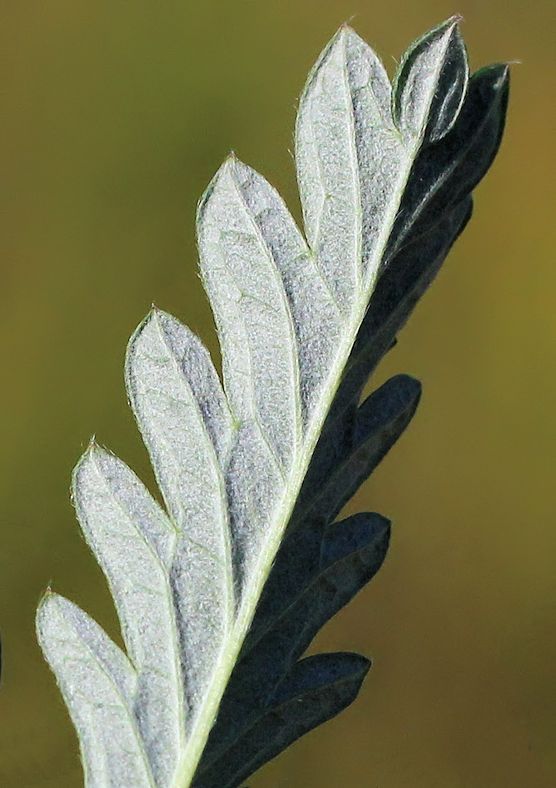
[
  {"left": 291, "top": 373, "right": 422, "bottom": 533},
  {"left": 304, "top": 198, "right": 472, "bottom": 494},
  {"left": 296, "top": 24, "right": 395, "bottom": 295},
  {"left": 125, "top": 309, "right": 235, "bottom": 729},
  {"left": 392, "top": 16, "right": 468, "bottom": 144},
  {"left": 194, "top": 654, "right": 371, "bottom": 788},
  {"left": 246, "top": 373, "right": 419, "bottom": 651},
  {"left": 330, "top": 197, "right": 473, "bottom": 432},
  {"left": 195, "top": 376, "right": 418, "bottom": 777},
  {"left": 196, "top": 513, "right": 389, "bottom": 777},
  {"left": 37, "top": 19, "right": 509, "bottom": 788},
  {"left": 37, "top": 594, "right": 154, "bottom": 787},
  {"left": 391, "top": 64, "right": 510, "bottom": 250}
]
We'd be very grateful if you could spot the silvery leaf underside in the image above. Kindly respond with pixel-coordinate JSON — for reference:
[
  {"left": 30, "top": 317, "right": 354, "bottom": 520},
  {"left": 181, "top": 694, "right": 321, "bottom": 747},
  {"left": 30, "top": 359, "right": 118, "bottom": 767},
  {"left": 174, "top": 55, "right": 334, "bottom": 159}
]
[{"left": 37, "top": 18, "right": 508, "bottom": 788}]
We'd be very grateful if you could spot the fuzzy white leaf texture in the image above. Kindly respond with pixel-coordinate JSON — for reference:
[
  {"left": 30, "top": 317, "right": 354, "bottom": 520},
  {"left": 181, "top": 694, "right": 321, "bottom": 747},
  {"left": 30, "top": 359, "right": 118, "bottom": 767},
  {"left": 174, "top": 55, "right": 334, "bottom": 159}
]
[{"left": 37, "top": 17, "right": 509, "bottom": 788}]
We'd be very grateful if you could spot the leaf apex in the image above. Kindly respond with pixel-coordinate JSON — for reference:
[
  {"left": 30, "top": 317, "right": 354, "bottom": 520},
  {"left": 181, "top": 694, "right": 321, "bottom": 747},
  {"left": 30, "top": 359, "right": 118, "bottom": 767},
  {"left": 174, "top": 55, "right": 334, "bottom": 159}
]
[
  {"left": 127, "top": 308, "right": 157, "bottom": 349},
  {"left": 86, "top": 435, "right": 100, "bottom": 453},
  {"left": 338, "top": 21, "right": 355, "bottom": 37},
  {"left": 148, "top": 303, "right": 167, "bottom": 326},
  {"left": 440, "top": 14, "right": 464, "bottom": 33},
  {"left": 338, "top": 23, "right": 372, "bottom": 53},
  {"left": 36, "top": 589, "right": 64, "bottom": 622},
  {"left": 204, "top": 154, "right": 242, "bottom": 200},
  {"left": 373, "top": 512, "right": 392, "bottom": 536},
  {"left": 324, "top": 651, "right": 372, "bottom": 679},
  {"left": 339, "top": 651, "right": 372, "bottom": 676},
  {"left": 496, "top": 63, "right": 512, "bottom": 85},
  {"left": 391, "top": 372, "right": 422, "bottom": 394},
  {"left": 77, "top": 438, "right": 99, "bottom": 469},
  {"left": 37, "top": 587, "right": 54, "bottom": 607},
  {"left": 326, "top": 24, "right": 350, "bottom": 55},
  {"left": 72, "top": 440, "right": 115, "bottom": 503}
]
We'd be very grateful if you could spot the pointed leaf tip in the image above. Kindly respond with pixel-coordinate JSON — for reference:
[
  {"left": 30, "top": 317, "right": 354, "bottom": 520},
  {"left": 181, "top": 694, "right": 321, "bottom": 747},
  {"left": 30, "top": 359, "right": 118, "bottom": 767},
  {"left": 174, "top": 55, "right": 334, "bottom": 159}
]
[{"left": 393, "top": 16, "right": 469, "bottom": 144}]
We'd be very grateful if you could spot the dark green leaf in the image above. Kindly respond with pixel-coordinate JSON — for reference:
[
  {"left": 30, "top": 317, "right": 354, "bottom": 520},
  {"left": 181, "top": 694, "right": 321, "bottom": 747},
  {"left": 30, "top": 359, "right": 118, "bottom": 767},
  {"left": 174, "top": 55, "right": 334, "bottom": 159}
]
[
  {"left": 194, "top": 653, "right": 370, "bottom": 788},
  {"left": 198, "top": 512, "right": 388, "bottom": 772},
  {"left": 392, "top": 64, "right": 510, "bottom": 249}
]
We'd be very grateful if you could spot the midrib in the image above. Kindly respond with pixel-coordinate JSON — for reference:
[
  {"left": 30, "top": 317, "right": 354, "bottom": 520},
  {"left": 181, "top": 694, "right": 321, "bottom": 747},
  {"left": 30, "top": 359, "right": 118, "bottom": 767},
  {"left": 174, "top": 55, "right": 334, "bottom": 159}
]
[{"left": 172, "top": 129, "right": 425, "bottom": 787}]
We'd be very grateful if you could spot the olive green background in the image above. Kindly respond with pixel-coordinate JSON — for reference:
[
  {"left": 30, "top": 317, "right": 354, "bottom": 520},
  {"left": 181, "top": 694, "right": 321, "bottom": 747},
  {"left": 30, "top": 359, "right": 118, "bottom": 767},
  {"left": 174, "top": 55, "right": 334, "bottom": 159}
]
[{"left": 1, "top": 1, "right": 554, "bottom": 786}]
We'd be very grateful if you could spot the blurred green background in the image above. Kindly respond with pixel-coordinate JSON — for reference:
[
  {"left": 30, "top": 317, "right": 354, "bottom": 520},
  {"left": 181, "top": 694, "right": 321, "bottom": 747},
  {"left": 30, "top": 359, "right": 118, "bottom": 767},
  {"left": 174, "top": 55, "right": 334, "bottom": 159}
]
[{"left": 1, "top": 1, "right": 554, "bottom": 786}]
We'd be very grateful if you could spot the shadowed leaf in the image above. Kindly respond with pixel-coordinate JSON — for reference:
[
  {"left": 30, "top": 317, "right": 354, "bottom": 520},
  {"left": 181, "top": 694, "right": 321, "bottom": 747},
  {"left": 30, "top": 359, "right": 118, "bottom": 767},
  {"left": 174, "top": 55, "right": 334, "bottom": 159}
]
[{"left": 36, "top": 19, "right": 509, "bottom": 788}]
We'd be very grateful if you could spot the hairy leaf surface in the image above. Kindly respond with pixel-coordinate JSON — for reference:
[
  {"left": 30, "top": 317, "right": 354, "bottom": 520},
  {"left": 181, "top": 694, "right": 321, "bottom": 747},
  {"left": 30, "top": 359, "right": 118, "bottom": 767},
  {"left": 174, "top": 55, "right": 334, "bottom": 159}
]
[{"left": 37, "top": 18, "right": 509, "bottom": 788}]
